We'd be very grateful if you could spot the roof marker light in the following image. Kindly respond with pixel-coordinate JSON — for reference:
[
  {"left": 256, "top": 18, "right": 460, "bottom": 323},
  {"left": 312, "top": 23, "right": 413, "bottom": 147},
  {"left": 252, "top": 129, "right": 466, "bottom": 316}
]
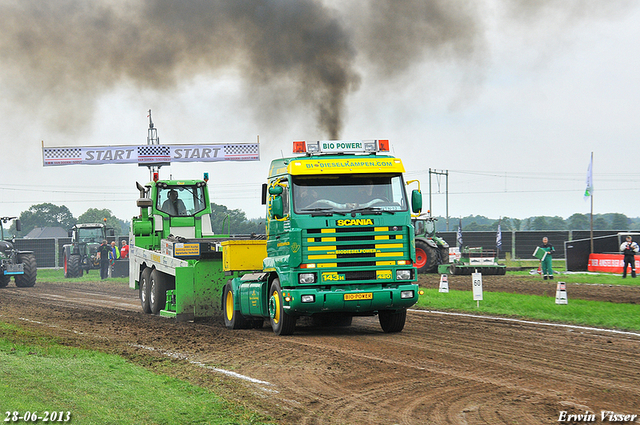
[
  {"left": 378, "top": 139, "right": 390, "bottom": 152},
  {"left": 293, "top": 141, "right": 306, "bottom": 153}
]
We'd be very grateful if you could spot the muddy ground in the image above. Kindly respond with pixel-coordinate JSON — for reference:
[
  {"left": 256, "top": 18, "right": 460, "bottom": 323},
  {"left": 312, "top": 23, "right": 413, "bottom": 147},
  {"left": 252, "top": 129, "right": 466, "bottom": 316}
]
[{"left": 1, "top": 274, "right": 639, "bottom": 424}]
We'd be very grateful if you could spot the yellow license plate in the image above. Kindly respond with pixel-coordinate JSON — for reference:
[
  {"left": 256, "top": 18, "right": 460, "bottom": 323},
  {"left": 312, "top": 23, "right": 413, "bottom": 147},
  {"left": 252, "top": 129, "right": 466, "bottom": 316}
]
[{"left": 344, "top": 292, "right": 373, "bottom": 301}]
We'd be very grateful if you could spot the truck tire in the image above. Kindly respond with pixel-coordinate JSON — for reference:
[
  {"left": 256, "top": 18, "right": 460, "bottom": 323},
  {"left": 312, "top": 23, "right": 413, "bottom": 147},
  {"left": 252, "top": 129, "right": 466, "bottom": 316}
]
[
  {"left": 222, "top": 282, "right": 250, "bottom": 329},
  {"left": 378, "top": 308, "right": 407, "bottom": 333},
  {"left": 415, "top": 240, "right": 438, "bottom": 273},
  {"left": 139, "top": 268, "right": 152, "bottom": 314},
  {"left": 67, "top": 254, "right": 83, "bottom": 278},
  {"left": 268, "top": 279, "right": 296, "bottom": 336},
  {"left": 15, "top": 253, "right": 37, "bottom": 288},
  {"left": 149, "top": 269, "right": 167, "bottom": 314},
  {"left": 0, "top": 275, "right": 10, "bottom": 288}
]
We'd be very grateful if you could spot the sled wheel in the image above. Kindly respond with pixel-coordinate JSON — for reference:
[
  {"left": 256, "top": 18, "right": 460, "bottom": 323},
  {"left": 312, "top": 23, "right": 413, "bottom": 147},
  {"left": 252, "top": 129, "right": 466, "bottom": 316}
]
[
  {"left": 223, "top": 282, "right": 249, "bottom": 329},
  {"left": 139, "top": 268, "right": 152, "bottom": 314}
]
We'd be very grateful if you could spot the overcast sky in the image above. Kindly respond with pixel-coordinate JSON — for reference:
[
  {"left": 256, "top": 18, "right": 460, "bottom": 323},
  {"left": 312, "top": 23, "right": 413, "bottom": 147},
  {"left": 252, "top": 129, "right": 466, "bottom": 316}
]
[{"left": 1, "top": 0, "right": 639, "bottom": 226}]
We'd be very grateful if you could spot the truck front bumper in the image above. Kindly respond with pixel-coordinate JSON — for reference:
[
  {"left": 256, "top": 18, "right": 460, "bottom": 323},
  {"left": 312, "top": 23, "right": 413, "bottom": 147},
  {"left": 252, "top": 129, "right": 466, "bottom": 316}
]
[{"left": 282, "top": 283, "right": 419, "bottom": 315}]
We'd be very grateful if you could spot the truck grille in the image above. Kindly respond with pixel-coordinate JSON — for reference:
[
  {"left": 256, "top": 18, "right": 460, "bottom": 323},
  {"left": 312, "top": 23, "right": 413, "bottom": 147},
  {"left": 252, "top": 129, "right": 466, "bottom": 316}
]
[{"left": 303, "top": 226, "right": 408, "bottom": 282}]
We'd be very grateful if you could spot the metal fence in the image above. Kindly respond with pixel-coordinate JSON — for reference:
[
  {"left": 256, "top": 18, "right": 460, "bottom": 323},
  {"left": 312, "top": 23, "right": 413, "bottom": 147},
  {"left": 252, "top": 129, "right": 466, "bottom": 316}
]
[
  {"left": 14, "top": 236, "right": 128, "bottom": 268},
  {"left": 436, "top": 230, "right": 626, "bottom": 260},
  {"left": 9, "top": 231, "right": 627, "bottom": 268}
]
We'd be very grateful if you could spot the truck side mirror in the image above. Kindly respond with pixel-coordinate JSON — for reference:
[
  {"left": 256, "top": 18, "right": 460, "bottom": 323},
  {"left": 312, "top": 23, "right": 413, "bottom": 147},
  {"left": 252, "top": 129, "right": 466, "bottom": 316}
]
[
  {"left": 271, "top": 195, "right": 284, "bottom": 219},
  {"left": 411, "top": 190, "right": 422, "bottom": 214},
  {"left": 107, "top": 229, "right": 115, "bottom": 237},
  {"left": 269, "top": 185, "right": 283, "bottom": 195},
  {"left": 15, "top": 219, "right": 21, "bottom": 232},
  {"left": 68, "top": 230, "right": 73, "bottom": 238}
]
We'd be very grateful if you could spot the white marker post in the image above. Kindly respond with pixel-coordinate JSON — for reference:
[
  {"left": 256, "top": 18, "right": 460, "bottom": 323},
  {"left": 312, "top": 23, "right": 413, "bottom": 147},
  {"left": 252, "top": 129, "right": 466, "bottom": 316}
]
[
  {"left": 472, "top": 271, "right": 483, "bottom": 307},
  {"left": 555, "top": 282, "right": 568, "bottom": 305},
  {"left": 439, "top": 274, "right": 449, "bottom": 293}
]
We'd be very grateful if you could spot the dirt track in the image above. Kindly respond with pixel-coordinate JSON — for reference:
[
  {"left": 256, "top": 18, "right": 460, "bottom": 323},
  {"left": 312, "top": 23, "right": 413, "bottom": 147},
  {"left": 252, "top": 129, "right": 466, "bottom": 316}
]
[{"left": 1, "top": 275, "right": 640, "bottom": 424}]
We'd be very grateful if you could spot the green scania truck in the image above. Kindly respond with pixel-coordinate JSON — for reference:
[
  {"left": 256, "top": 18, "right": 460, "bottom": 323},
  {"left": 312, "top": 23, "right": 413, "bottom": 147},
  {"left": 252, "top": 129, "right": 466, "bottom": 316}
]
[{"left": 130, "top": 140, "right": 422, "bottom": 335}]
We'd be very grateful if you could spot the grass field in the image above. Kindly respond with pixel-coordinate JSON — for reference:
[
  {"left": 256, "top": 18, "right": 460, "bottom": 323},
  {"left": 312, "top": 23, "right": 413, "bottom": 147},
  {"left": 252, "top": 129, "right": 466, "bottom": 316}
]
[
  {"left": 415, "top": 289, "right": 640, "bottom": 332},
  {"left": 0, "top": 323, "right": 274, "bottom": 425},
  {"left": 4, "top": 267, "right": 638, "bottom": 422},
  {"left": 36, "top": 268, "right": 128, "bottom": 284}
]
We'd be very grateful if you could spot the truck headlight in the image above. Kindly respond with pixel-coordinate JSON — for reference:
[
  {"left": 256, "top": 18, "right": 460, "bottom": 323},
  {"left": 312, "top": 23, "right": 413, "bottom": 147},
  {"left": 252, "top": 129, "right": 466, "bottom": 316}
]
[
  {"left": 301, "top": 294, "right": 315, "bottom": 303},
  {"left": 299, "top": 273, "right": 317, "bottom": 284},
  {"left": 396, "top": 269, "right": 412, "bottom": 280},
  {"left": 401, "top": 290, "right": 415, "bottom": 299}
]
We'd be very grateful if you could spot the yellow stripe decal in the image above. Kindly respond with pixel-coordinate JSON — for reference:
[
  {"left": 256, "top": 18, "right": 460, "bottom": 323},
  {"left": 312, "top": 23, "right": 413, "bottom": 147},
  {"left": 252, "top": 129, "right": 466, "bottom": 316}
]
[
  {"left": 376, "top": 261, "right": 396, "bottom": 266},
  {"left": 309, "top": 254, "right": 338, "bottom": 260},
  {"left": 375, "top": 252, "right": 404, "bottom": 257},
  {"left": 321, "top": 229, "right": 336, "bottom": 234},
  {"left": 376, "top": 243, "right": 404, "bottom": 249},
  {"left": 318, "top": 263, "right": 337, "bottom": 268},
  {"left": 374, "top": 227, "right": 388, "bottom": 232},
  {"left": 308, "top": 246, "right": 336, "bottom": 251}
]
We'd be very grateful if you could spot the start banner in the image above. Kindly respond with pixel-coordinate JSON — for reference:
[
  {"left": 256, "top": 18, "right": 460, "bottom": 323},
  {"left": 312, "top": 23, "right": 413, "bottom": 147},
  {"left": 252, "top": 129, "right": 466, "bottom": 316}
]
[
  {"left": 588, "top": 253, "right": 640, "bottom": 273},
  {"left": 42, "top": 143, "right": 259, "bottom": 166}
]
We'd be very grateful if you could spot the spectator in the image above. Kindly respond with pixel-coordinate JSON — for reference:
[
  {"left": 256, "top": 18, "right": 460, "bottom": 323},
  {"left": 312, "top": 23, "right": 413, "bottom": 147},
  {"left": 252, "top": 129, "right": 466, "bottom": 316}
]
[
  {"left": 539, "top": 237, "right": 555, "bottom": 280},
  {"left": 110, "top": 241, "right": 120, "bottom": 262},
  {"left": 97, "top": 240, "right": 111, "bottom": 279},
  {"left": 120, "top": 239, "right": 129, "bottom": 259},
  {"left": 620, "top": 235, "right": 639, "bottom": 278}
]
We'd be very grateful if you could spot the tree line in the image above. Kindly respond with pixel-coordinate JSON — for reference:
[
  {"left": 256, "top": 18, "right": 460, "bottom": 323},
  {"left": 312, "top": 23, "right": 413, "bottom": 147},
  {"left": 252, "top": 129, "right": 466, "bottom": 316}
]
[
  {"left": 3, "top": 203, "right": 636, "bottom": 238},
  {"left": 2, "top": 202, "right": 264, "bottom": 238},
  {"left": 437, "top": 213, "right": 638, "bottom": 232}
]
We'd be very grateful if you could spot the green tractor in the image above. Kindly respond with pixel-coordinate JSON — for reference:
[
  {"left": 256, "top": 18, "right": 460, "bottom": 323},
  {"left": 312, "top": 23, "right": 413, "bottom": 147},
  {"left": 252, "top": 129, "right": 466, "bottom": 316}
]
[
  {"left": 62, "top": 222, "right": 115, "bottom": 278},
  {"left": 0, "top": 217, "right": 37, "bottom": 288},
  {"left": 412, "top": 215, "right": 449, "bottom": 273}
]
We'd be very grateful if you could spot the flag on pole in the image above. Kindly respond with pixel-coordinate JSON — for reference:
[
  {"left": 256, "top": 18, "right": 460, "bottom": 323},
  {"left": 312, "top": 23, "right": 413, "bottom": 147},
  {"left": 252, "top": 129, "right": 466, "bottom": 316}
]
[
  {"left": 457, "top": 219, "right": 463, "bottom": 249},
  {"left": 584, "top": 154, "right": 593, "bottom": 200},
  {"left": 496, "top": 223, "right": 502, "bottom": 253}
]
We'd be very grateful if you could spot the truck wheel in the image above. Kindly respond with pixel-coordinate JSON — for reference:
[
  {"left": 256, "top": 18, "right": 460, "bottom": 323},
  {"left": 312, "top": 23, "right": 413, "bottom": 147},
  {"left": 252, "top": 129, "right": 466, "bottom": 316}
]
[
  {"left": 268, "top": 279, "right": 296, "bottom": 336},
  {"left": 222, "top": 282, "right": 249, "bottom": 329},
  {"left": 378, "top": 308, "right": 407, "bottom": 333},
  {"left": 15, "top": 254, "right": 37, "bottom": 288},
  {"left": 139, "top": 268, "right": 152, "bottom": 314},
  {"left": 415, "top": 240, "right": 438, "bottom": 273},
  {"left": 68, "top": 254, "right": 82, "bottom": 278},
  {"left": 149, "top": 269, "right": 167, "bottom": 314},
  {"left": 0, "top": 275, "right": 10, "bottom": 288},
  {"left": 438, "top": 246, "right": 450, "bottom": 264}
]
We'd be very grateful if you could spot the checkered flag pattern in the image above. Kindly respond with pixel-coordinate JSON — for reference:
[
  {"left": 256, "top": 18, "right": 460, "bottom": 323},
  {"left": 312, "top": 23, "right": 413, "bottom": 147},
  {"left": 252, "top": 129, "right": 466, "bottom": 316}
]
[
  {"left": 224, "top": 144, "right": 259, "bottom": 157},
  {"left": 43, "top": 148, "right": 82, "bottom": 161},
  {"left": 138, "top": 145, "right": 170, "bottom": 159}
]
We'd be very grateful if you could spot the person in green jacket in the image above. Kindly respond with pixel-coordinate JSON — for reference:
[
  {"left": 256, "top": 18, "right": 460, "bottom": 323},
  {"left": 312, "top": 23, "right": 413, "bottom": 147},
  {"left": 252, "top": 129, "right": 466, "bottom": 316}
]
[{"left": 539, "top": 237, "right": 555, "bottom": 280}]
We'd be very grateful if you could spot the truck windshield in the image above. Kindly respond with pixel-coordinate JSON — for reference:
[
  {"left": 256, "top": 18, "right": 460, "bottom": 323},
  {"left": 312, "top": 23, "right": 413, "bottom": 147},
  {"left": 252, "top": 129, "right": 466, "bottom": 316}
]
[
  {"left": 157, "top": 185, "right": 206, "bottom": 217},
  {"left": 292, "top": 174, "right": 408, "bottom": 214}
]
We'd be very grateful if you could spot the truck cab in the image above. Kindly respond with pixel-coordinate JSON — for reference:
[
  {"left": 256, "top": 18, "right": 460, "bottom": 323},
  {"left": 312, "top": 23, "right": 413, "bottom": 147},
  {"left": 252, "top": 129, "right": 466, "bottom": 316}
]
[
  {"left": 224, "top": 140, "right": 423, "bottom": 335},
  {"left": 131, "top": 178, "right": 213, "bottom": 249}
]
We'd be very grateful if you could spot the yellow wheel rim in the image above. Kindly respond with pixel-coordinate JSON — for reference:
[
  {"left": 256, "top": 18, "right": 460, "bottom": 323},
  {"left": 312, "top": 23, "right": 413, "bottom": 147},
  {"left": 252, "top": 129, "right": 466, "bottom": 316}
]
[
  {"left": 272, "top": 290, "right": 280, "bottom": 324},
  {"left": 225, "top": 290, "right": 234, "bottom": 322}
]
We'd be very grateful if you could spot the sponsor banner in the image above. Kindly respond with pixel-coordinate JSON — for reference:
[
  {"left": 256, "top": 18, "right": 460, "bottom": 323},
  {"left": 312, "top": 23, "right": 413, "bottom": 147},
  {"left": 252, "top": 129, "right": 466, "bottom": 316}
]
[
  {"left": 42, "top": 143, "right": 259, "bottom": 166},
  {"left": 588, "top": 253, "right": 640, "bottom": 273},
  {"left": 288, "top": 157, "right": 405, "bottom": 175}
]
